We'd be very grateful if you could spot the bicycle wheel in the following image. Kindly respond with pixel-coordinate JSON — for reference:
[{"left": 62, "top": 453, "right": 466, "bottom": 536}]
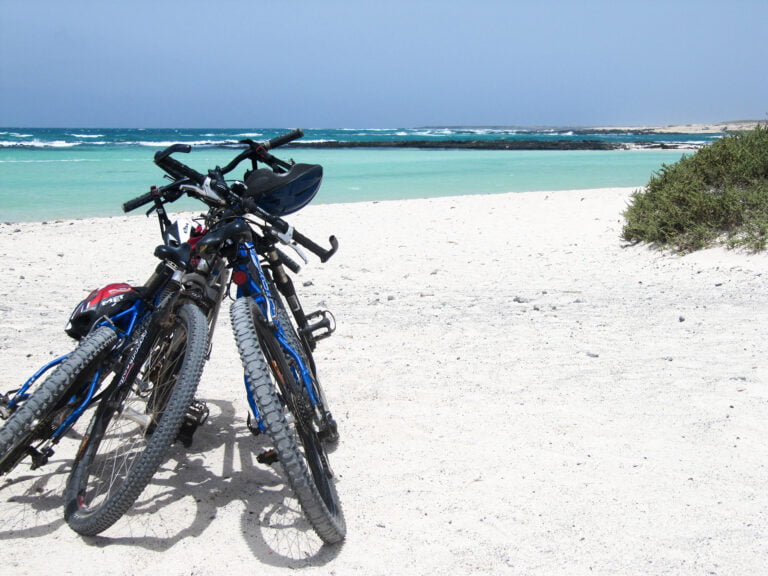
[
  {"left": 64, "top": 302, "right": 208, "bottom": 536},
  {"left": 0, "top": 326, "right": 119, "bottom": 476},
  {"left": 230, "top": 296, "right": 345, "bottom": 544}
]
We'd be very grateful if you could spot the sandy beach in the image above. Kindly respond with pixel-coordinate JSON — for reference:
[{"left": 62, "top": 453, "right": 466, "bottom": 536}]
[
  {"left": 595, "top": 121, "right": 762, "bottom": 134},
  {"left": 1, "top": 187, "right": 766, "bottom": 575}
]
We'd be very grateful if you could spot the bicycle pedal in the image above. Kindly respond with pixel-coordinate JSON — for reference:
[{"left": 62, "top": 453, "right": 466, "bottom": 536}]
[
  {"left": 246, "top": 412, "right": 262, "bottom": 437},
  {"left": 28, "top": 446, "right": 54, "bottom": 470},
  {"left": 319, "top": 413, "right": 340, "bottom": 446},
  {"left": 257, "top": 448, "right": 279, "bottom": 465},
  {"left": 301, "top": 310, "right": 336, "bottom": 342},
  {"left": 177, "top": 399, "right": 209, "bottom": 448},
  {"left": 0, "top": 394, "right": 12, "bottom": 420}
]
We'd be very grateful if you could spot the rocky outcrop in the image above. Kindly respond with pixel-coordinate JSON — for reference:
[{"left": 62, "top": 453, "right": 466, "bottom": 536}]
[{"left": 289, "top": 139, "right": 621, "bottom": 150}]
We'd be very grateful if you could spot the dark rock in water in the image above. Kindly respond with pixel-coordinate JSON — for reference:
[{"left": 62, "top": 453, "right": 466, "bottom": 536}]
[{"left": 288, "top": 139, "right": 621, "bottom": 151}]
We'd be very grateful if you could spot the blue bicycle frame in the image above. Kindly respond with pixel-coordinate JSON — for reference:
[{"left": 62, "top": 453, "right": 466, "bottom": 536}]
[
  {"left": 3, "top": 292, "right": 154, "bottom": 444},
  {"left": 234, "top": 241, "right": 319, "bottom": 432}
]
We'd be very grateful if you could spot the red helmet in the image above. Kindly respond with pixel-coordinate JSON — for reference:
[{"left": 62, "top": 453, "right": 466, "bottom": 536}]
[{"left": 65, "top": 283, "right": 140, "bottom": 340}]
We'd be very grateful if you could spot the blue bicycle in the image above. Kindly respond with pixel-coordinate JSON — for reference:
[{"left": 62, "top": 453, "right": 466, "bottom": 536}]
[
  {"left": 0, "top": 223, "right": 209, "bottom": 480},
  {"left": 60, "top": 130, "right": 345, "bottom": 542},
  {"left": 0, "top": 201, "right": 213, "bottom": 537}
]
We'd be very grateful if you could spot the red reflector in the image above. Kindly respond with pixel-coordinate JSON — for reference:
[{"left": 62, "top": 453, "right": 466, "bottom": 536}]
[{"left": 232, "top": 270, "right": 248, "bottom": 285}]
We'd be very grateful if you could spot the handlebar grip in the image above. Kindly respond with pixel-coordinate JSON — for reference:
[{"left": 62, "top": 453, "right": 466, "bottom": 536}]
[
  {"left": 154, "top": 153, "right": 206, "bottom": 185},
  {"left": 243, "top": 197, "right": 338, "bottom": 262},
  {"left": 265, "top": 129, "right": 304, "bottom": 150},
  {"left": 276, "top": 248, "right": 302, "bottom": 274},
  {"left": 293, "top": 230, "right": 339, "bottom": 263},
  {"left": 123, "top": 189, "right": 156, "bottom": 213},
  {"left": 154, "top": 143, "right": 192, "bottom": 162}
]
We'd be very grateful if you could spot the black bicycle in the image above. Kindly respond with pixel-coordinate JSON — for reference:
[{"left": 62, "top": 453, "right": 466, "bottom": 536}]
[{"left": 62, "top": 129, "right": 345, "bottom": 543}]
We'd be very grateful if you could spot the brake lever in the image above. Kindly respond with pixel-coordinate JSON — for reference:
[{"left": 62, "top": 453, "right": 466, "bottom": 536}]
[
  {"left": 180, "top": 180, "right": 227, "bottom": 206},
  {"left": 273, "top": 225, "right": 309, "bottom": 265}
]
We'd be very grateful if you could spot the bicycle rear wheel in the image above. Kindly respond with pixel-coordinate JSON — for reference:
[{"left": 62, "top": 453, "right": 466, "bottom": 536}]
[
  {"left": 231, "top": 297, "right": 345, "bottom": 544},
  {"left": 0, "top": 327, "right": 119, "bottom": 476},
  {"left": 64, "top": 302, "right": 208, "bottom": 536}
]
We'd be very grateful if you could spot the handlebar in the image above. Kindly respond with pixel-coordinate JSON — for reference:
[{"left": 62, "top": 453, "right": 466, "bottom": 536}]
[
  {"left": 276, "top": 247, "right": 303, "bottom": 274},
  {"left": 265, "top": 128, "right": 304, "bottom": 150},
  {"left": 218, "top": 129, "right": 304, "bottom": 176},
  {"left": 122, "top": 180, "right": 186, "bottom": 213},
  {"left": 154, "top": 143, "right": 192, "bottom": 161},
  {"left": 294, "top": 229, "right": 339, "bottom": 263},
  {"left": 247, "top": 199, "right": 339, "bottom": 263},
  {"left": 123, "top": 129, "right": 304, "bottom": 213},
  {"left": 122, "top": 189, "right": 156, "bottom": 213},
  {"left": 153, "top": 145, "right": 206, "bottom": 185},
  {"left": 121, "top": 129, "right": 338, "bottom": 263}
]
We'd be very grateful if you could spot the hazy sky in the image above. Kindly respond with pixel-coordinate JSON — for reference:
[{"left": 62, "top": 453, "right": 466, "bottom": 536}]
[{"left": 1, "top": 0, "right": 766, "bottom": 128}]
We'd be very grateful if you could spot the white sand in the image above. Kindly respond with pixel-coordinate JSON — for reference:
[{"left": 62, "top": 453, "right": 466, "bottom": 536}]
[
  {"left": 595, "top": 121, "right": 762, "bottom": 134},
  {"left": 1, "top": 188, "right": 767, "bottom": 575}
]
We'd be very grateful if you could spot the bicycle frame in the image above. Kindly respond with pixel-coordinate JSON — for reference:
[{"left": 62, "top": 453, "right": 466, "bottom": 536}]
[
  {"left": 233, "top": 241, "right": 320, "bottom": 430},
  {"left": 1, "top": 301, "right": 147, "bottom": 445},
  {"left": 0, "top": 254, "right": 183, "bottom": 454}
]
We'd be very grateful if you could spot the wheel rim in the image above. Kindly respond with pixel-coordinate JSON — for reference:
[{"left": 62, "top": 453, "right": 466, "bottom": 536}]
[{"left": 294, "top": 419, "right": 339, "bottom": 515}]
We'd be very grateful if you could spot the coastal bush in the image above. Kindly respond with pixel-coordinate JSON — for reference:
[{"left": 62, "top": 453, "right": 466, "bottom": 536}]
[{"left": 622, "top": 124, "right": 768, "bottom": 252}]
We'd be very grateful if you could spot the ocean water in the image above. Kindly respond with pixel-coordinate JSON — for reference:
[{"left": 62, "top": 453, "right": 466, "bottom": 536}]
[{"left": 0, "top": 128, "right": 710, "bottom": 222}]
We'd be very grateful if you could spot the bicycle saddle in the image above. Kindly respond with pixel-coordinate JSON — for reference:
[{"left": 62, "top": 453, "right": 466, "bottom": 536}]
[{"left": 154, "top": 243, "right": 191, "bottom": 269}]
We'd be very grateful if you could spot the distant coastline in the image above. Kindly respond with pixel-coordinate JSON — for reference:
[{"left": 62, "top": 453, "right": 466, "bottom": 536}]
[
  {"left": 591, "top": 120, "right": 762, "bottom": 134},
  {"left": 290, "top": 139, "right": 621, "bottom": 150},
  {"left": 287, "top": 121, "right": 762, "bottom": 151},
  {"left": 289, "top": 139, "right": 696, "bottom": 151},
  {"left": 413, "top": 120, "right": 762, "bottom": 135}
]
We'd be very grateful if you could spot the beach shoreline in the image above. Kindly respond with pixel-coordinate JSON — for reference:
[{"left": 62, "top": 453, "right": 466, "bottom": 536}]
[
  {"left": 595, "top": 120, "right": 762, "bottom": 134},
  {"left": 1, "top": 187, "right": 767, "bottom": 575}
]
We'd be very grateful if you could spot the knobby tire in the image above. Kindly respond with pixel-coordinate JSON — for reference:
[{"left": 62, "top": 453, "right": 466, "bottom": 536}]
[
  {"left": 64, "top": 302, "right": 208, "bottom": 536},
  {"left": 0, "top": 327, "right": 119, "bottom": 476},
  {"left": 230, "top": 296, "right": 345, "bottom": 544}
]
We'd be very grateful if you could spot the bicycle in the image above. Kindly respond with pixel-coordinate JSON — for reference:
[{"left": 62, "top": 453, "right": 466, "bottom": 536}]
[
  {"left": 0, "top": 220, "right": 211, "bottom": 481},
  {"left": 62, "top": 129, "right": 345, "bottom": 543},
  {"left": 0, "top": 208, "right": 218, "bottom": 541}
]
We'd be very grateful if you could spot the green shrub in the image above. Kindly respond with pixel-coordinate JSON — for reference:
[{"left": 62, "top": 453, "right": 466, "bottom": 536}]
[{"left": 622, "top": 124, "right": 768, "bottom": 252}]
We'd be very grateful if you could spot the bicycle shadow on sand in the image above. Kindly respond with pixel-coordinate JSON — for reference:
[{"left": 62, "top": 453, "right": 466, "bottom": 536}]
[{"left": 0, "top": 398, "right": 342, "bottom": 568}]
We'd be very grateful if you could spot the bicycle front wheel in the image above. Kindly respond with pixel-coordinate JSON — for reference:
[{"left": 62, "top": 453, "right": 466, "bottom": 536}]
[
  {"left": 230, "top": 296, "right": 345, "bottom": 544},
  {"left": 64, "top": 302, "right": 208, "bottom": 536},
  {"left": 0, "top": 326, "right": 119, "bottom": 476}
]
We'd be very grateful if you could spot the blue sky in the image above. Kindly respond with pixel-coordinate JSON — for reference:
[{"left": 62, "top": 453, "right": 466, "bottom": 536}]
[{"left": 1, "top": 0, "right": 766, "bottom": 128}]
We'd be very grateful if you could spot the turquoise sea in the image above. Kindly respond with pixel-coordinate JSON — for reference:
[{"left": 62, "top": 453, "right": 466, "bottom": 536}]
[{"left": 0, "top": 128, "right": 717, "bottom": 222}]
